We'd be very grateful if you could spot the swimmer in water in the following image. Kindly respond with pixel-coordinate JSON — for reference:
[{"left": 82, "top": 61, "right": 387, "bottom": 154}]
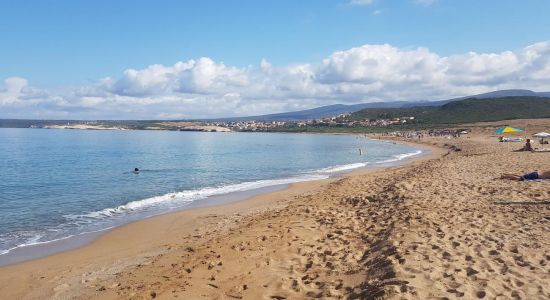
[{"left": 133, "top": 167, "right": 140, "bottom": 174}]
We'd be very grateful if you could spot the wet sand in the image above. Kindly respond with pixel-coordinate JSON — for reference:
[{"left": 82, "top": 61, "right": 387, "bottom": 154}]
[{"left": 1, "top": 119, "right": 549, "bottom": 299}]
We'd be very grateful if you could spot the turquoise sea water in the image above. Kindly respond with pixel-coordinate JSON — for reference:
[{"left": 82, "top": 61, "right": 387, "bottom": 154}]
[{"left": 0, "top": 128, "right": 423, "bottom": 259}]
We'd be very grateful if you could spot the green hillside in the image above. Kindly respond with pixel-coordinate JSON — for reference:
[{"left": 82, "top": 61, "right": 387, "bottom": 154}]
[{"left": 350, "top": 97, "right": 550, "bottom": 124}]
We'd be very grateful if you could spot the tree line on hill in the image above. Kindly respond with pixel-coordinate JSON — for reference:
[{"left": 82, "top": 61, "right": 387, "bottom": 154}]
[{"left": 349, "top": 97, "right": 550, "bottom": 125}]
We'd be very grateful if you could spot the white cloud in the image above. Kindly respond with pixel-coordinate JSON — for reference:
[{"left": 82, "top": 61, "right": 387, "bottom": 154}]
[
  {"left": 2, "top": 41, "right": 550, "bottom": 119},
  {"left": 0, "top": 77, "right": 28, "bottom": 105},
  {"left": 318, "top": 44, "right": 443, "bottom": 85},
  {"left": 106, "top": 57, "right": 249, "bottom": 97}
]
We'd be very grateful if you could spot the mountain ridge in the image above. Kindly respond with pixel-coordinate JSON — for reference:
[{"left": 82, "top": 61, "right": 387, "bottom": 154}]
[{"left": 204, "top": 89, "right": 550, "bottom": 121}]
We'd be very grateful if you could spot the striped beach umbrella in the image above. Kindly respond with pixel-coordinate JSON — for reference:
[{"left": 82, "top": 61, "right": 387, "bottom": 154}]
[{"left": 495, "top": 126, "right": 523, "bottom": 134}]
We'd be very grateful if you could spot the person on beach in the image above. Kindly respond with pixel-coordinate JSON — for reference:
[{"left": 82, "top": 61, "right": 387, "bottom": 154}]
[
  {"left": 514, "top": 139, "right": 533, "bottom": 152},
  {"left": 500, "top": 170, "right": 550, "bottom": 181}
]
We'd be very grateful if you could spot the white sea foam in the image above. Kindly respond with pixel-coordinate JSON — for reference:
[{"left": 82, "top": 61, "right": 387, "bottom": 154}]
[
  {"left": 1, "top": 174, "right": 332, "bottom": 257},
  {"left": 376, "top": 150, "right": 423, "bottom": 164},
  {"left": 9, "top": 161, "right": 377, "bottom": 236},
  {"left": 316, "top": 162, "right": 368, "bottom": 173},
  {"left": 0, "top": 227, "right": 114, "bottom": 258},
  {"left": 65, "top": 174, "right": 329, "bottom": 222}
]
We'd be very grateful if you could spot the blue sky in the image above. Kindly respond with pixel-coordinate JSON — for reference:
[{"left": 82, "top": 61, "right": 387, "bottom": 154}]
[
  {"left": 2, "top": 0, "right": 549, "bottom": 86},
  {"left": 1, "top": 0, "right": 550, "bottom": 119}
]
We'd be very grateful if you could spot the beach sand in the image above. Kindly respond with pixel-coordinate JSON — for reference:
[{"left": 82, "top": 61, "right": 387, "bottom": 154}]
[{"left": 1, "top": 119, "right": 549, "bottom": 299}]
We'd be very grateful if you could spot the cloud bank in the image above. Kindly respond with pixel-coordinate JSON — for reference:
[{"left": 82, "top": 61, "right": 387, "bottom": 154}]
[{"left": 2, "top": 41, "right": 550, "bottom": 119}]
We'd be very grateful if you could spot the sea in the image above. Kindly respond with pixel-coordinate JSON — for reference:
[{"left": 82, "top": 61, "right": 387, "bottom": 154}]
[{"left": 0, "top": 128, "right": 425, "bottom": 265}]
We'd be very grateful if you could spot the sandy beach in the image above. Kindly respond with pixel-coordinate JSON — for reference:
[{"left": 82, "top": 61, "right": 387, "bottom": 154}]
[{"left": 1, "top": 119, "right": 549, "bottom": 299}]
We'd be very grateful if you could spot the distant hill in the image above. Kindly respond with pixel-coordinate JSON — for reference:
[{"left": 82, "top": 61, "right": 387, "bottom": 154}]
[
  {"left": 207, "top": 102, "right": 409, "bottom": 122},
  {"left": 204, "top": 89, "right": 550, "bottom": 121},
  {"left": 351, "top": 96, "right": 550, "bottom": 124},
  {"left": 400, "top": 89, "right": 550, "bottom": 107}
]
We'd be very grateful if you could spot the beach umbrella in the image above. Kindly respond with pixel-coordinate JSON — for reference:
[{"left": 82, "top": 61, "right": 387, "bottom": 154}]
[
  {"left": 533, "top": 132, "right": 550, "bottom": 138},
  {"left": 533, "top": 132, "right": 550, "bottom": 149},
  {"left": 496, "top": 127, "right": 524, "bottom": 147},
  {"left": 495, "top": 126, "right": 523, "bottom": 134}
]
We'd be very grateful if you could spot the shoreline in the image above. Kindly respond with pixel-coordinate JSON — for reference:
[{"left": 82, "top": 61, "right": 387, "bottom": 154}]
[
  {"left": 0, "top": 137, "right": 432, "bottom": 268},
  {"left": 0, "top": 141, "right": 442, "bottom": 299},
  {"left": 1, "top": 124, "right": 548, "bottom": 299}
]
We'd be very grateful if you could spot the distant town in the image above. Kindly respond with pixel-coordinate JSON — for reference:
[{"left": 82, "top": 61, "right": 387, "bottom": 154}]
[{"left": 25, "top": 113, "right": 418, "bottom": 133}]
